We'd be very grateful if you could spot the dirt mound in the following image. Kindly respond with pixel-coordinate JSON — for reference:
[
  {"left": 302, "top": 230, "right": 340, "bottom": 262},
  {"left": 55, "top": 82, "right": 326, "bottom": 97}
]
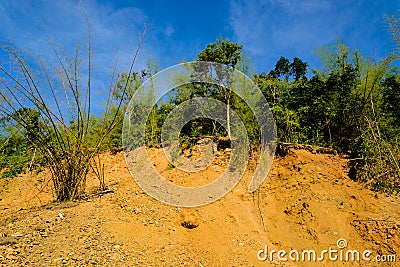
[{"left": 0, "top": 146, "right": 399, "bottom": 266}]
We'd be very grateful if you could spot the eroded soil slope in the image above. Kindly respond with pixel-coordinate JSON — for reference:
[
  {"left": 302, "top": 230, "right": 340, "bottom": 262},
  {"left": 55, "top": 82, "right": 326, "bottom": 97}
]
[{"left": 0, "top": 146, "right": 399, "bottom": 266}]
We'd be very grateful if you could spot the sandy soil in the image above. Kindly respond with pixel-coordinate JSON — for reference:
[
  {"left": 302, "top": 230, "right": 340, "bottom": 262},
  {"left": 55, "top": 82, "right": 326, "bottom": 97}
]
[{"left": 0, "top": 145, "right": 399, "bottom": 266}]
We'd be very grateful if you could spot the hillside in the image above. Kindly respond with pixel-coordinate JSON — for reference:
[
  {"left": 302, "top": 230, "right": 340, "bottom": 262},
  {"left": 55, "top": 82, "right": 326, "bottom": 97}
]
[{"left": 0, "top": 146, "right": 399, "bottom": 266}]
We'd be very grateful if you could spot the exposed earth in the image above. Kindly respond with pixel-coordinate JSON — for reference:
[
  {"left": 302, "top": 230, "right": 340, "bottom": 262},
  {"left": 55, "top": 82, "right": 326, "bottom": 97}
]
[{"left": 0, "top": 144, "right": 399, "bottom": 266}]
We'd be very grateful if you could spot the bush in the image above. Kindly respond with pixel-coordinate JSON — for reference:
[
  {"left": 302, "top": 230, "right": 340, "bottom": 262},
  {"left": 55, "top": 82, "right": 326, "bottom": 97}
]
[
  {"left": 0, "top": 33, "right": 144, "bottom": 201},
  {"left": 350, "top": 117, "right": 400, "bottom": 194}
]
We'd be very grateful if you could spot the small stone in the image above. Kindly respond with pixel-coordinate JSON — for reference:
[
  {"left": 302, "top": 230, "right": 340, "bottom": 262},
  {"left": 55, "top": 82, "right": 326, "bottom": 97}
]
[
  {"left": 110, "top": 252, "right": 120, "bottom": 260},
  {"left": 0, "top": 237, "right": 17, "bottom": 246},
  {"left": 11, "top": 232, "right": 23, "bottom": 237},
  {"left": 180, "top": 211, "right": 200, "bottom": 229},
  {"left": 6, "top": 254, "right": 16, "bottom": 260},
  {"left": 34, "top": 226, "right": 46, "bottom": 232}
]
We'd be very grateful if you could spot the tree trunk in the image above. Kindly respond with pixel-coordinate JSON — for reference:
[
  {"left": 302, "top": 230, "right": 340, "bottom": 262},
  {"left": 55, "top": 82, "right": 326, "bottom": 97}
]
[{"left": 226, "top": 97, "right": 231, "bottom": 139}]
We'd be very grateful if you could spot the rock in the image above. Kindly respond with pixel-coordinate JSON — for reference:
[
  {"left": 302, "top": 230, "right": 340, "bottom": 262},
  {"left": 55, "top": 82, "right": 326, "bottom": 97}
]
[
  {"left": 6, "top": 254, "right": 16, "bottom": 260},
  {"left": 0, "top": 237, "right": 17, "bottom": 246},
  {"left": 34, "top": 226, "right": 47, "bottom": 232},
  {"left": 10, "top": 232, "right": 23, "bottom": 238},
  {"left": 110, "top": 252, "right": 121, "bottom": 260},
  {"left": 180, "top": 211, "right": 200, "bottom": 229}
]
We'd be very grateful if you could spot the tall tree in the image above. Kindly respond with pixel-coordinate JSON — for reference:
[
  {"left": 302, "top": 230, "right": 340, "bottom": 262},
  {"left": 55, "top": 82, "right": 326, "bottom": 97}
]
[{"left": 197, "top": 38, "right": 243, "bottom": 139}]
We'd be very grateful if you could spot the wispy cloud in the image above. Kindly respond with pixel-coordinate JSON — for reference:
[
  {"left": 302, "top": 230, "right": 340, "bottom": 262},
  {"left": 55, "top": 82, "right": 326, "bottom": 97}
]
[
  {"left": 229, "top": 0, "right": 398, "bottom": 70},
  {"left": 1, "top": 0, "right": 397, "bottom": 83},
  {"left": 164, "top": 24, "right": 175, "bottom": 37},
  {"left": 4, "top": 1, "right": 151, "bottom": 69},
  {"left": 266, "top": 0, "right": 331, "bottom": 15},
  {"left": 0, "top": 0, "right": 152, "bottom": 113}
]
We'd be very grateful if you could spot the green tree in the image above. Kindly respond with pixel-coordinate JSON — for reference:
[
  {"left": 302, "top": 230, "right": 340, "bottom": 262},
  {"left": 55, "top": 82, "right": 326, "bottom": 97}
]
[
  {"left": 197, "top": 38, "right": 243, "bottom": 139},
  {"left": 255, "top": 57, "right": 309, "bottom": 143}
]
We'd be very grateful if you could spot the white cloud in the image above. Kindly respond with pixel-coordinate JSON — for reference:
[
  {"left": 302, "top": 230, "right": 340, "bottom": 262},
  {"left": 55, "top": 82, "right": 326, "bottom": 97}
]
[
  {"left": 229, "top": 0, "right": 359, "bottom": 69},
  {"left": 164, "top": 25, "right": 175, "bottom": 37},
  {"left": 0, "top": 0, "right": 151, "bottom": 73},
  {"left": 229, "top": 0, "right": 270, "bottom": 54},
  {"left": 267, "top": 0, "right": 331, "bottom": 15},
  {"left": 0, "top": 0, "right": 155, "bottom": 113}
]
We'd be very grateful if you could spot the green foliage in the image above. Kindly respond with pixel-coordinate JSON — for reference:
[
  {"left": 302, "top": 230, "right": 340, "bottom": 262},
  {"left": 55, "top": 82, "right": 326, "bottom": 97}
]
[
  {"left": 350, "top": 118, "right": 400, "bottom": 194},
  {"left": 269, "top": 56, "right": 308, "bottom": 81},
  {"left": 113, "top": 71, "right": 148, "bottom": 105},
  {"left": 382, "top": 75, "right": 400, "bottom": 135},
  {"left": 0, "top": 111, "right": 35, "bottom": 178},
  {"left": 2, "top": 34, "right": 397, "bottom": 197},
  {"left": 255, "top": 57, "right": 309, "bottom": 143},
  {"left": 0, "top": 37, "right": 143, "bottom": 201},
  {"left": 198, "top": 38, "right": 243, "bottom": 67},
  {"left": 111, "top": 38, "right": 399, "bottom": 194},
  {"left": 108, "top": 60, "right": 159, "bottom": 149},
  {"left": 255, "top": 42, "right": 399, "bottom": 193},
  {"left": 0, "top": 134, "right": 30, "bottom": 178}
]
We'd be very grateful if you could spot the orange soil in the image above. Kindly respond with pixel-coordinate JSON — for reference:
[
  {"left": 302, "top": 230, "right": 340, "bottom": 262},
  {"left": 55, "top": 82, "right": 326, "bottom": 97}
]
[{"left": 0, "top": 146, "right": 399, "bottom": 266}]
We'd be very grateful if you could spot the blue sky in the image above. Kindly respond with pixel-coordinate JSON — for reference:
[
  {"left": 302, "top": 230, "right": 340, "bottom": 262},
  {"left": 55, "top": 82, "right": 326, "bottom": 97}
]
[
  {"left": 0, "top": 0, "right": 399, "bottom": 113},
  {"left": 1, "top": 0, "right": 398, "bottom": 73}
]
